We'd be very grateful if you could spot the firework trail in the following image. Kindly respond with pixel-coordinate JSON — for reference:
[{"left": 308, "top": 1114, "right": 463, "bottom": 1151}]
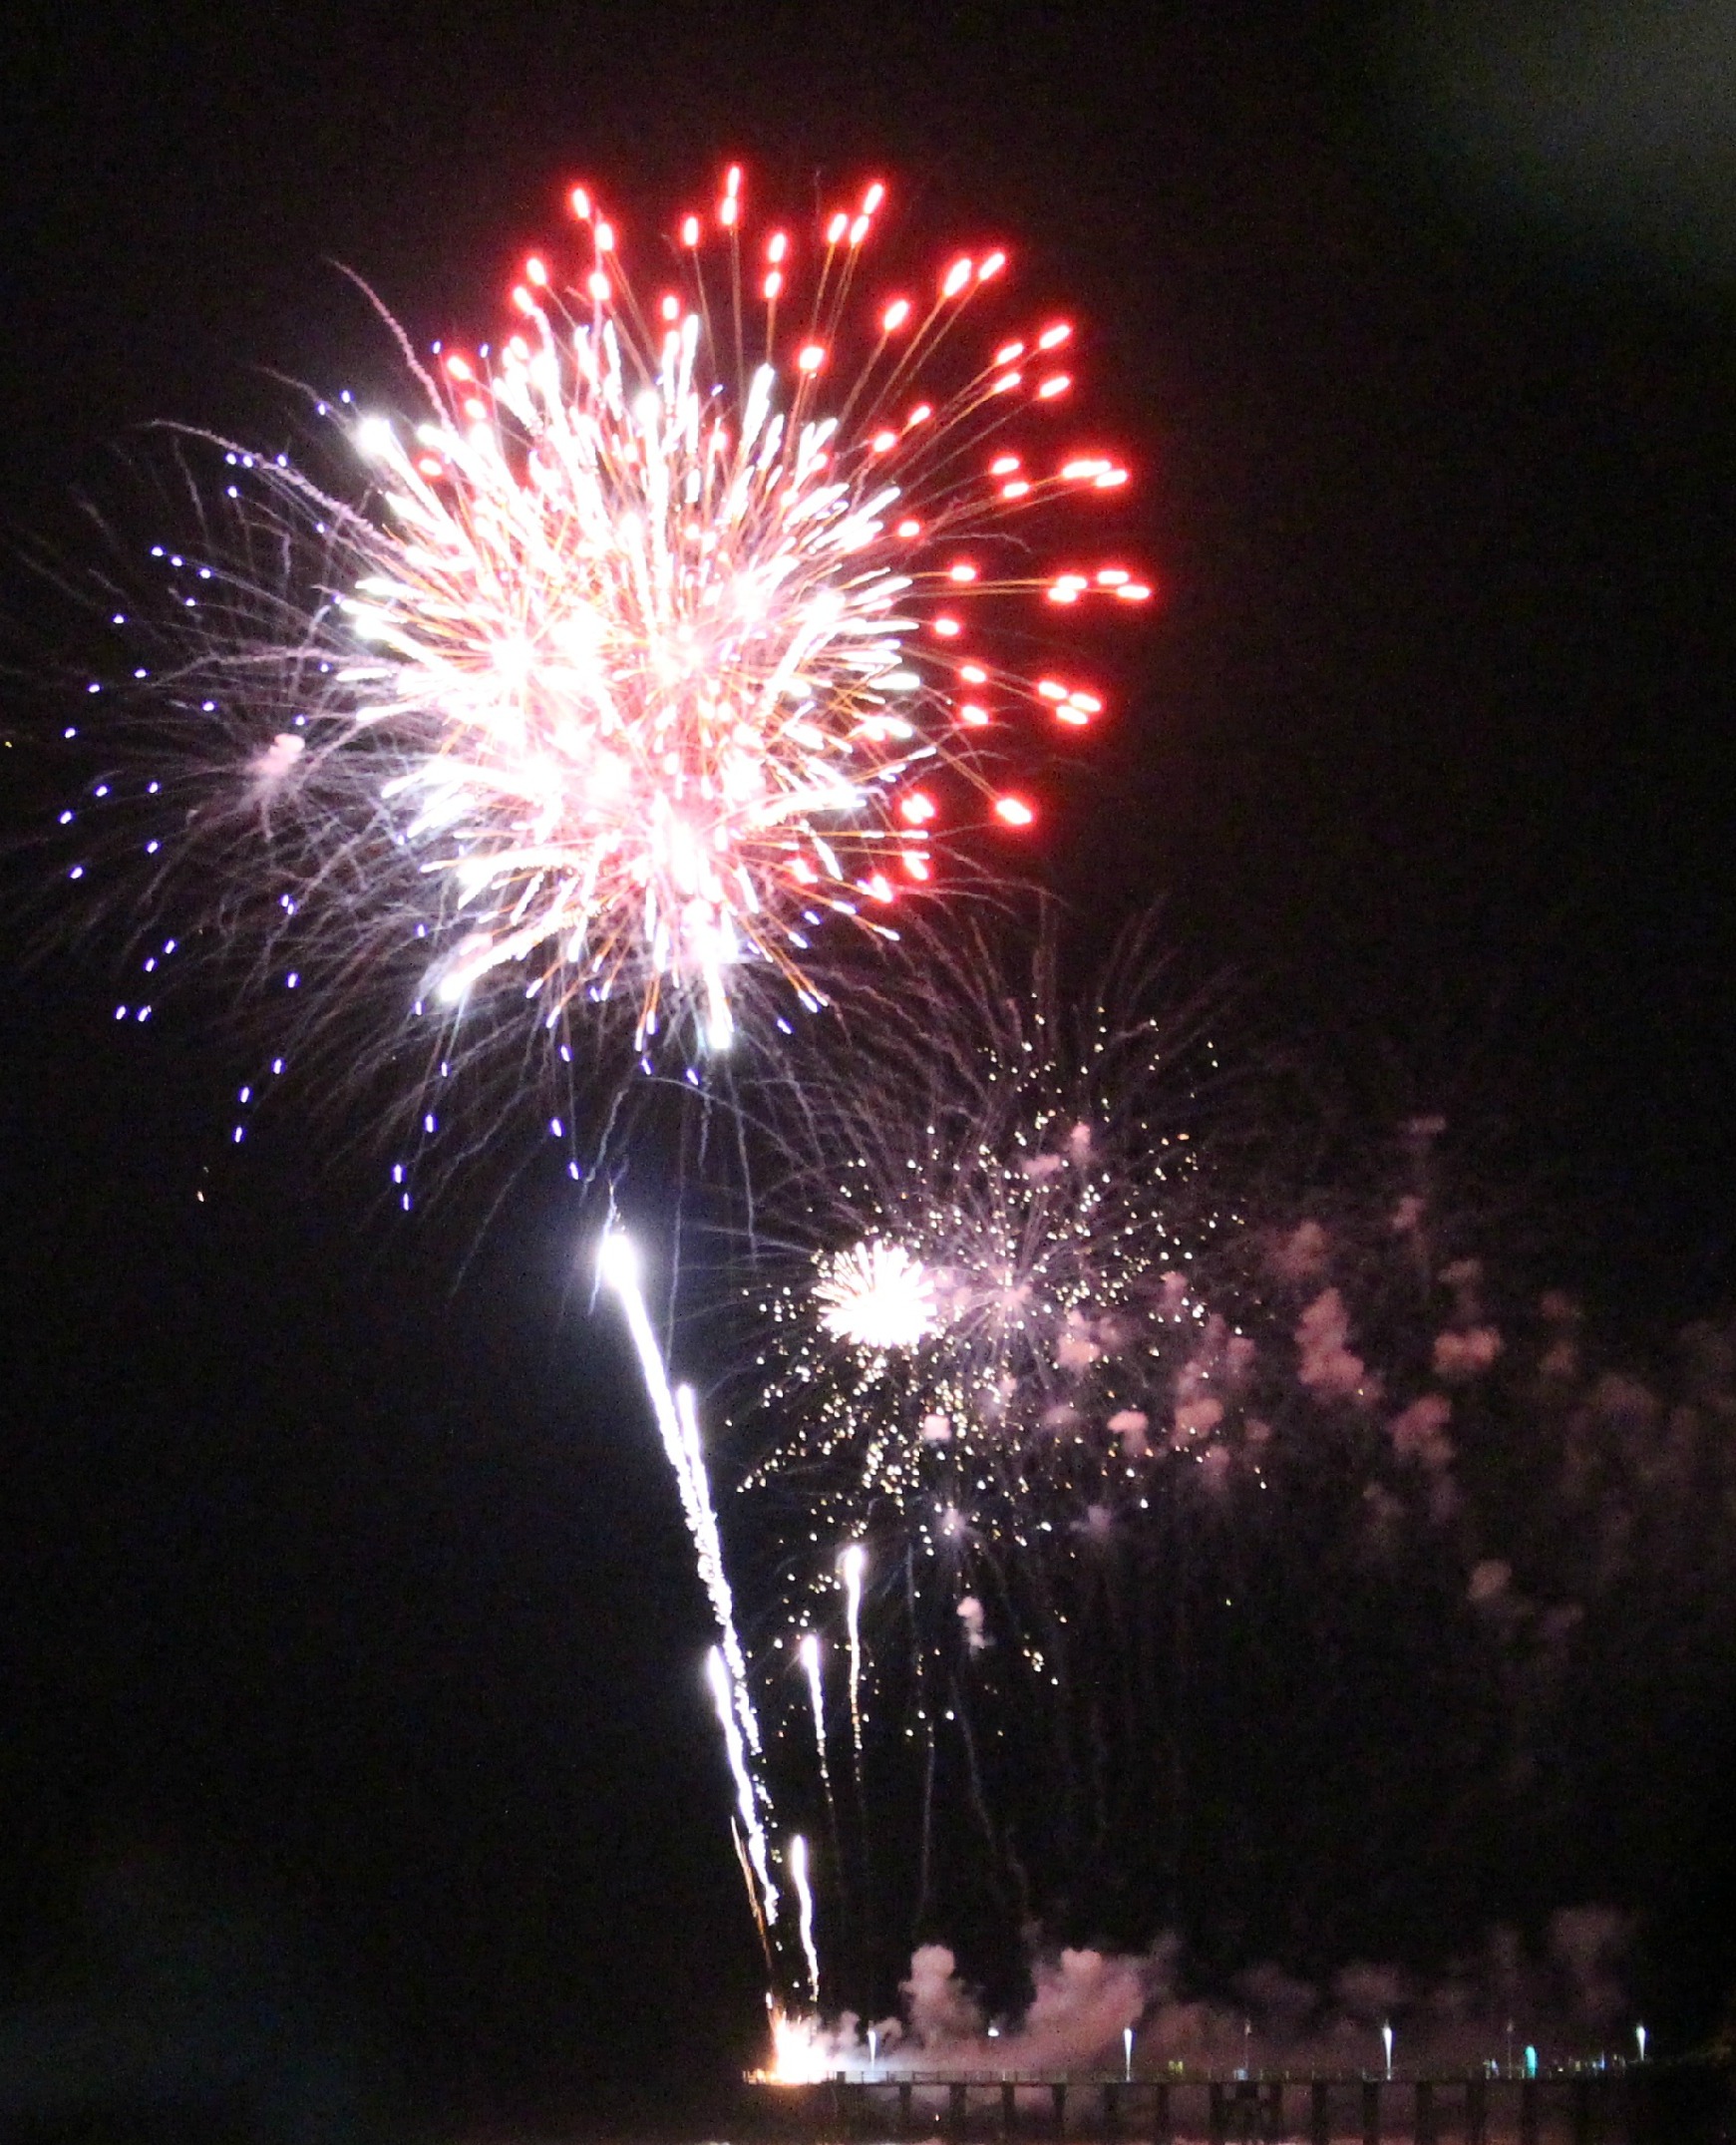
[
  {"left": 599, "top": 1229, "right": 777, "bottom": 1933},
  {"left": 798, "top": 1630, "right": 838, "bottom": 1840},
  {"left": 68, "top": 164, "right": 1152, "bottom": 1155},
  {"left": 790, "top": 1832, "right": 821, "bottom": 2005},
  {"left": 598, "top": 1231, "right": 758, "bottom": 1750},
  {"left": 839, "top": 1540, "right": 868, "bottom": 1780},
  {"left": 705, "top": 1644, "right": 776, "bottom": 1933},
  {"left": 835, "top": 1539, "right": 871, "bottom": 1990}
]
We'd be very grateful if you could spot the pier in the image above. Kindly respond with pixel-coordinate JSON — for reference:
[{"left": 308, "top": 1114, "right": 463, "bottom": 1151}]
[{"left": 747, "top": 2061, "right": 1728, "bottom": 2145}]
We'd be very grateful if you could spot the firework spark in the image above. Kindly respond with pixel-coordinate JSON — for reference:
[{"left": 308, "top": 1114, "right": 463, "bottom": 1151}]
[{"left": 85, "top": 166, "right": 1152, "bottom": 1111}]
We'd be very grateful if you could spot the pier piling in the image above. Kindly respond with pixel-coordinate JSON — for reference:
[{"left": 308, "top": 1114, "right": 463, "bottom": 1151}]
[
  {"left": 1208, "top": 2079, "right": 1227, "bottom": 2145},
  {"left": 1468, "top": 2075, "right": 1488, "bottom": 2145}
]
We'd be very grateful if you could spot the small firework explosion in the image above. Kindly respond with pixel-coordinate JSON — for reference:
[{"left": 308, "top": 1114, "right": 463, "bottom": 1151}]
[
  {"left": 816, "top": 1239, "right": 943, "bottom": 1351},
  {"left": 730, "top": 922, "right": 1253, "bottom": 2018},
  {"left": 740, "top": 924, "right": 1243, "bottom": 1567}
]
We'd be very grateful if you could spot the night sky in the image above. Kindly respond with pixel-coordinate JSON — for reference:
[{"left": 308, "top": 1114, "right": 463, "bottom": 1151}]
[{"left": 2, "top": 1, "right": 1735, "bottom": 2134}]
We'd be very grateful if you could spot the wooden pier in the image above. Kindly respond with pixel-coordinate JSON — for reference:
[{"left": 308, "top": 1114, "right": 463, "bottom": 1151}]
[{"left": 745, "top": 2061, "right": 1724, "bottom": 2145}]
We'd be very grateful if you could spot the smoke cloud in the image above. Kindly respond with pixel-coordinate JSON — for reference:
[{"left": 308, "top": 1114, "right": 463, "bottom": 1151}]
[{"left": 806, "top": 1913, "right": 1635, "bottom": 2075}]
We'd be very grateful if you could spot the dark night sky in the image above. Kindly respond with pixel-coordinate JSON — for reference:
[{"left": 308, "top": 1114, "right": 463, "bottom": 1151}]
[{"left": 2, "top": 0, "right": 1735, "bottom": 2132}]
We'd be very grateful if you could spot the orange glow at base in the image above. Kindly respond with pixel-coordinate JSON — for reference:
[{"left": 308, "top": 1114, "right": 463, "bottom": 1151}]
[{"left": 750, "top": 2009, "right": 833, "bottom": 2085}]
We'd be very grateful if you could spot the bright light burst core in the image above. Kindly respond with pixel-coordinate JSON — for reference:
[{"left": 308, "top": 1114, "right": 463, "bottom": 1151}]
[
  {"left": 753, "top": 2005, "right": 833, "bottom": 2085},
  {"left": 159, "top": 166, "right": 1149, "bottom": 1065},
  {"left": 815, "top": 1238, "right": 943, "bottom": 1350}
]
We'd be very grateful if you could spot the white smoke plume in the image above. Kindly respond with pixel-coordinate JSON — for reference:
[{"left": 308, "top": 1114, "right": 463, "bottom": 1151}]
[
  {"left": 900, "top": 1944, "right": 986, "bottom": 2045},
  {"left": 790, "top": 1914, "right": 1637, "bottom": 2075}
]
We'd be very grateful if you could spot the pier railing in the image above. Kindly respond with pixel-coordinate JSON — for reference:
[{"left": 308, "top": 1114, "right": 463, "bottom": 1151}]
[{"left": 745, "top": 2059, "right": 1732, "bottom": 2145}]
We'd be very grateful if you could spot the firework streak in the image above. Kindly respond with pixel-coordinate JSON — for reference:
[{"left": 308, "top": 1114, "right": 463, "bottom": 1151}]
[{"left": 598, "top": 1229, "right": 779, "bottom": 1934}]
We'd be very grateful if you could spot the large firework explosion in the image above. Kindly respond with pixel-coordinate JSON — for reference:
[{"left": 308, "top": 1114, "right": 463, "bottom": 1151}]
[{"left": 55, "top": 165, "right": 1151, "bottom": 1189}]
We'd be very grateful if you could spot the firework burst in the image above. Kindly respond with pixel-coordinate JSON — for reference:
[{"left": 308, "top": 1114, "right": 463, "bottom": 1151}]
[
  {"left": 66, "top": 165, "right": 1153, "bottom": 1149},
  {"left": 739, "top": 921, "right": 1247, "bottom": 1569}
]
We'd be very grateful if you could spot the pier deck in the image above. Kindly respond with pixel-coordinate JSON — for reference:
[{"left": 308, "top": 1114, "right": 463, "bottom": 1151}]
[{"left": 745, "top": 2061, "right": 1722, "bottom": 2145}]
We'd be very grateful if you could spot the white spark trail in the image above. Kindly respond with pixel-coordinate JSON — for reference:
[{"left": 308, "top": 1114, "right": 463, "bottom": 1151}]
[
  {"left": 600, "top": 1230, "right": 776, "bottom": 1924},
  {"left": 789, "top": 1833, "right": 821, "bottom": 2005},
  {"left": 708, "top": 1646, "right": 778, "bottom": 1926},
  {"left": 675, "top": 1381, "right": 761, "bottom": 1757},
  {"left": 840, "top": 1540, "right": 868, "bottom": 1775},
  {"left": 800, "top": 1630, "right": 835, "bottom": 1820}
]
